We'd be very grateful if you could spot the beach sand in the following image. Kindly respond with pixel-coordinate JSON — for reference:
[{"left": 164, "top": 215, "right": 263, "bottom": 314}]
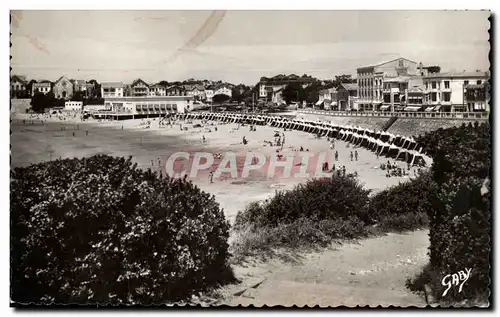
[{"left": 11, "top": 112, "right": 419, "bottom": 223}]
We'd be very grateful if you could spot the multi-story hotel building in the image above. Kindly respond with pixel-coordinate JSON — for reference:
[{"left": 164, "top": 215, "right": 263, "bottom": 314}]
[
  {"left": 422, "top": 71, "right": 489, "bottom": 112},
  {"left": 357, "top": 57, "right": 424, "bottom": 111}
]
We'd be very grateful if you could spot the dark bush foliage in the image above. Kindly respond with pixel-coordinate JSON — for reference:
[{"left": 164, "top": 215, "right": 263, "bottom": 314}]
[
  {"left": 367, "top": 172, "right": 433, "bottom": 231},
  {"left": 11, "top": 155, "right": 231, "bottom": 304},
  {"left": 235, "top": 174, "right": 371, "bottom": 229},
  {"left": 409, "top": 122, "right": 491, "bottom": 302}
]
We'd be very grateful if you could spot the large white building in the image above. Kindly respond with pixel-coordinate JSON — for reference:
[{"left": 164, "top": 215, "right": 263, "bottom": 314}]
[
  {"left": 101, "top": 82, "right": 124, "bottom": 98},
  {"left": 102, "top": 96, "right": 194, "bottom": 116},
  {"left": 357, "top": 57, "right": 424, "bottom": 111},
  {"left": 422, "top": 71, "right": 489, "bottom": 112}
]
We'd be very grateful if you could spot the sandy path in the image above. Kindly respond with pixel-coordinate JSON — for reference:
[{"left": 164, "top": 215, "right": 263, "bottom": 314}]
[{"left": 221, "top": 229, "right": 429, "bottom": 307}]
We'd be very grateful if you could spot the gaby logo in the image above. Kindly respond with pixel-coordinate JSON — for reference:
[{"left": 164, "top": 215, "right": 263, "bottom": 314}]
[
  {"left": 441, "top": 268, "right": 472, "bottom": 297},
  {"left": 163, "top": 151, "right": 337, "bottom": 180}
]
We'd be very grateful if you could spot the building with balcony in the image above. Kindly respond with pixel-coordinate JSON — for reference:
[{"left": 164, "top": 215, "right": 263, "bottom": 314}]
[
  {"left": 10, "top": 75, "right": 28, "bottom": 98},
  {"left": 149, "top": 83, "right": 166, "bottom": 96},
  {"left": 422, "top": 70, "right": 489, "bottom": 112},
  {"left": 186, "top": 84, "right": 206, "bottom": 100},
  {"left": 166, "top": 85, "right": 186, "bottom": 96},
  {"left": 357, "top": 57, "right": 426, "bottom": 111},
  {"left": 101, "top": 82, "right": 124, "bottom": 98},
  {"left": 131, "top": 78, "right": 150, "bottom": 97},
  {"left": 73, "top": 80, "right": 95, "bottom": 98},
  {"left": 32, "top": 81, "right": 52, "bottom": 95},
  {"left": 464, "top": 82, "right": 490, "bottom": 113},
  {"left": 336, "top": 83, "right": 358, "bottom": 111}
]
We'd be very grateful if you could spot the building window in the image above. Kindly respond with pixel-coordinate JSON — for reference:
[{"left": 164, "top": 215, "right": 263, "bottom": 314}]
[
  {"left": 431, "top": 81, "right": 436, "bottom": 89},
  {"left": 477, "top": 80, "right": 482, "bottom": 85},
  {"left": 444, "top": 81, "right": 450, "bottom": 89},
  {"left": 443, "top": 92, "right": 451, "bottom": 102},
  {"left": 431, "top": 92, "right": 437, "bottom": 102}
]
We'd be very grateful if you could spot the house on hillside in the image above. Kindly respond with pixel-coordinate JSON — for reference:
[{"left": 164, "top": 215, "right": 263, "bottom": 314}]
[
  {"left": 186, "top": 84, "right": 206, "bottom": 100},
  {"left": 101, "top": 82, "right": 124, "bottom": 98},
  {"left": 10, "top": 75, "right": 28, "bottom": 98},
  {"left": 205, "top": 85, "right": 215, "bottom": 103},
  {"left": 73, "top": 80, "right": 95, "bottom": 97},
  {"left": 167, "top": 85, "right": 186, "bottom": 96},
  {"left": 53, "top": 76, "right": 74, "bottom": 99},
  {"left": 131, "top": 78, "right": 149, "bottom": 97},
  {"left": 32, "top": 81, "right": 52, "bottom": 96},
  {"left": 149, "top": 83, "right": 167, "bottom": 96},
  {"left": 214, "top": 83, "right": 232, "bottom": 98}
]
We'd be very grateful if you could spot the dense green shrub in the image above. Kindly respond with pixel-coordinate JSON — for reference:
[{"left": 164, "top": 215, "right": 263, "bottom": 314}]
[
  {"left": 367, "top": 173, "right": 433, "bottom": 231},
  {"left": 11, "top": 155, "right": 231, "bottom": 305},
  {"left": 235, "top": 175, "right": 371, "bottom": 230},
  {"left": 408, "top": 122, "right": 491, "bottom": 303}
]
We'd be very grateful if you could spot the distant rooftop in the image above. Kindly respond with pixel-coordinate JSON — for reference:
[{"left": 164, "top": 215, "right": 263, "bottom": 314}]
[
  {"left": 101, "top": 82, "right": 124, "bottom": 88},
  {"left": 341, "top": 83, "right": 358, "bottom": 91},
  {"left": 424, "top": 71, "right": 489, "bottom": 79}
]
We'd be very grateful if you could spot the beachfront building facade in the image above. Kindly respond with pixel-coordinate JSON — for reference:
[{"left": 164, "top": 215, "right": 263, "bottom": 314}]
[
  {"left": 53, "top": 76, "right": 74, "bottom": 99},
  {"left": 100, "top": 96, "right": 195, "bottom": 118},
  {"left": 32, "top": 82, "right": 52, "bottom": 96},
  {"left": 357, "top": 58, "right": 428, "bottom": 111},
  {"left": 10, "top": 75, "right": 28, "bottom": 99},
  {"left": 422, "top": 71, "right": 490, "bottom": 112},
  {"left": 464, "top": 82, "right": 490, "bottom": 113},
  {"left": 317, "top": 88, "right": 337, "bottom": 110},
  {"left": 131, "top": 78, "right": 150, "bottom": 97},
  {"left": 336, "top": 83, "right": 358, "bottom": 111},
  {"left": 101, "top": 82, "right": 124, "bottom": 98}
]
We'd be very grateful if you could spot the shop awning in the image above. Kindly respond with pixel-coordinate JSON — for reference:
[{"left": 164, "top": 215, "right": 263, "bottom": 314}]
[
  {"left": 425, "top": 107, "right": 434, "bottom": 112},
  {"left": 434, "top": 105, "right": 442, "bottom": 111},
  {"left": 315, "top": 100, "right": 322, "bottom": 106},
  {"left": 395, "top": 106, "right": 405, "bottom": 111},
  {"left": 380, "top": 105, "right": 390, "bottom": 110},
  {"left": 330, "top": 101, "right": 337, "bottom": 106},
  {"left": 404, "top": 106, "right": 422, "bottom": 112}
]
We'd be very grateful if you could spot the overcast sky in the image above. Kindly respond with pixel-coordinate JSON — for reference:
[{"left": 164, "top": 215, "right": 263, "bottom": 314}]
[{"left": 11, "top": 10, "right": 490, "bottom": 85}]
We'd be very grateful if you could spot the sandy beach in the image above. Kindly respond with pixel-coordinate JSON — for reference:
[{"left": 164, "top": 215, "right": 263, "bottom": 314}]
[{"left": 11, "top": 112, "right": 420, "bottom": 223}]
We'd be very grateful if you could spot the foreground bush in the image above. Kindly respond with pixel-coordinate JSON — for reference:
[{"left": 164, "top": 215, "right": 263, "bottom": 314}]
[
  {"left": 234, "top": 175, "right": 371, "bottom": 230},
  {"left": 408, "top": 122, "right": 491, "bottom": 303},
  {"left": 232, "top": 174, "right": 431, "bottom": 260},
  {"left": 367, "top": 172, "right": 433, "bottom": 231},
  {"left": 11, "top": 155, "right": 231, "bottom": 304}
]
